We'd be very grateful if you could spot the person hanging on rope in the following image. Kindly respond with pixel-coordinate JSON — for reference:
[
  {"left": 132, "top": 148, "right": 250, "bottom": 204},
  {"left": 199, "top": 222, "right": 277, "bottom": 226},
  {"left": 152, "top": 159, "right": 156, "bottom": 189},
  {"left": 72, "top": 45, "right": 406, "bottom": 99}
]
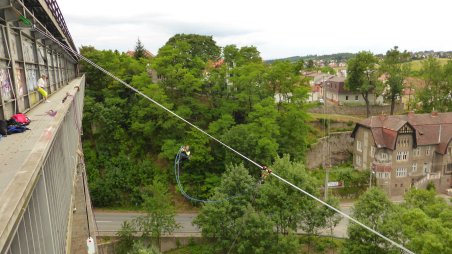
[
  {"left": 179, "top": 145, "right": 191, "bottom": 161},
  {"left": 260, "top": 165, "right": 272, "bottom": 184}
]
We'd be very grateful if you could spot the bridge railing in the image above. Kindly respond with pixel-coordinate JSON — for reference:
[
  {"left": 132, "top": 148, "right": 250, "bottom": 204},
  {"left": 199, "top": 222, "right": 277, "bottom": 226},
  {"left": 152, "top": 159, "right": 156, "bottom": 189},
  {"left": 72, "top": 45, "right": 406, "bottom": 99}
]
[{"left": 1, "top": 76, "right": 85, "bottom": 254}]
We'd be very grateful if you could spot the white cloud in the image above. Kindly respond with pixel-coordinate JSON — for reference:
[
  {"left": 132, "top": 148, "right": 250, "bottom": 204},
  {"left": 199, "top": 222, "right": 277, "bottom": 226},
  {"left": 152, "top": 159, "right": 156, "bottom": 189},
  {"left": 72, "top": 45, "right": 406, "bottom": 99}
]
[{"left": 57, "top": 0, "right": 452, "bottom": 59}]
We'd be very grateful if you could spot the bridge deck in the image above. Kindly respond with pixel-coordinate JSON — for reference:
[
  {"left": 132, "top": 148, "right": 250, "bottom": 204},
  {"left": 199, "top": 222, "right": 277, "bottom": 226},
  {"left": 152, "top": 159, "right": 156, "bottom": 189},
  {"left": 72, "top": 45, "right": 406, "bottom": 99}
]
[{"left": 0, "top": 77, "right": 83, "bottom": 196}]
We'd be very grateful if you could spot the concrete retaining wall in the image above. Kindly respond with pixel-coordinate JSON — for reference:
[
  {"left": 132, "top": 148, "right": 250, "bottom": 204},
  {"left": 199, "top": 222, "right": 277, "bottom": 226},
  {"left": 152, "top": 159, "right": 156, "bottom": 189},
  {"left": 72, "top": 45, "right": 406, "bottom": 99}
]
[{"left": 97, "top": 235, "right": 204, "bottom": 253}]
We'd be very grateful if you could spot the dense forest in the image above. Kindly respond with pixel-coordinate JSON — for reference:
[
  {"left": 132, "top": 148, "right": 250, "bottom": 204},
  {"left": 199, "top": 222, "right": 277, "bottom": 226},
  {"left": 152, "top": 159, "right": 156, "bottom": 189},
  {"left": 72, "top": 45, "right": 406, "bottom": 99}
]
[{"left": 80, "top": 34, "right": 312, "bottom": 208}]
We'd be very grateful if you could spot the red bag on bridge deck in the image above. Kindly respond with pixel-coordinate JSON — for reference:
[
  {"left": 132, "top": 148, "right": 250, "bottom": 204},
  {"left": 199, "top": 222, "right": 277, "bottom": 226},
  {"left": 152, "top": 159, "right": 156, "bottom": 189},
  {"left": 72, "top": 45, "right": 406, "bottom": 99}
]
[{"left": 10, "top": 113, "right": 31, "bottom": 126}]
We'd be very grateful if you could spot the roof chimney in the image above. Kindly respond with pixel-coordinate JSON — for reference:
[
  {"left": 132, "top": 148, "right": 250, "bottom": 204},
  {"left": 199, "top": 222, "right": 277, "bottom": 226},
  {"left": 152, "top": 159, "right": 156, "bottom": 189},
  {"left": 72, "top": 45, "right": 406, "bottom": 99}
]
[{"left": 408, "top": 111, "right": 415, "bottom": 117}]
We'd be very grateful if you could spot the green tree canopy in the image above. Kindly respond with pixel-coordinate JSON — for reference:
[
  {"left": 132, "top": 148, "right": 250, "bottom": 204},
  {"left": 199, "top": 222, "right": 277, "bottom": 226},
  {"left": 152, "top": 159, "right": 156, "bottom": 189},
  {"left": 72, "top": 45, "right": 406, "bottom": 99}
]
[
  {"left": 380, "top": 46, "right": 411, "bottom": 114},
  {"left": 415, "top": 57, "right": 452, "bottom": 112},
  {"left": 134, "top": 38, "right": 146, "bottom": 59},
  {"left": 346, "top": 51, "right": 381, "bottom": 117}
]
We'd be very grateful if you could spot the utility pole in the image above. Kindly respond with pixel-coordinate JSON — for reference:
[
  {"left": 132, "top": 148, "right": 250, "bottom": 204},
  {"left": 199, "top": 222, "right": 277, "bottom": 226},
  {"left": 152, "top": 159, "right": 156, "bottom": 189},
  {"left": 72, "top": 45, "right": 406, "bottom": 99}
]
[{"left": 323, "top": 75, "right": 330, "bottom": 200}]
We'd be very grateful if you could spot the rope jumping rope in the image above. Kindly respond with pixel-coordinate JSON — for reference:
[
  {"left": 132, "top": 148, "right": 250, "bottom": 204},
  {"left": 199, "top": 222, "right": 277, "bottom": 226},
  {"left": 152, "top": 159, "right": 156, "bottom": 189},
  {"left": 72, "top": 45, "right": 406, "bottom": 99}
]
[
  {"left": 31, "top": 25, "right": 415, "bottom": 254},
  {"left": 174, "top": 146, "right": 244, "bottom": 203}
]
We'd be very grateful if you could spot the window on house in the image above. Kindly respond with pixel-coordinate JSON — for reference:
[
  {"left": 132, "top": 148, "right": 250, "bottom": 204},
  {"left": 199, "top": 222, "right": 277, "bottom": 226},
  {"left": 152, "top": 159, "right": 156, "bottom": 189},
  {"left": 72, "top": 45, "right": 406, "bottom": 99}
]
[
  {"left": 357, "top": 141, "right": 362, "bottom": 152},
  {"left": 396, "top": 151, "right": 408, "bottom": 161},
  {"left": 402, "top": 151, "right": 408, "bottom": 160},
  {"left": 425, "top": 146, "right": 431, "bottom": 156},
  {"left": 396, "top": 168, "right": 407, "bottom": 177},
  {"left": 355, "top": 95, "right": 359, "bottom": 101},
  {"left": 370, "top": 146, "right": 375, "bottom": 158},
  {"left": 412, "top": 163, "right": 417, "bottom": 172},
  {"left": 423, "top": 163, "right": 429, "bottom": 174},
  {"left": 376, "top": 172, "right": 390, "bottom": 179},
  {"left": 346, "top": 95, "right": 349, "bottom": 100},
  {"left": 397, "top": 137, "right": 410, "bottom": 148},
  {"left": 446, "top": 163, "right": 452, "bottom": 174},
  {"left": 381, "top": 152, "right": 388, "bottom": 161},
  {"left": 414, "top": 147, "right": 421, "bottom": 156},
  {"left": 356, "top": 155, "right": 361, "bottom": 166}
]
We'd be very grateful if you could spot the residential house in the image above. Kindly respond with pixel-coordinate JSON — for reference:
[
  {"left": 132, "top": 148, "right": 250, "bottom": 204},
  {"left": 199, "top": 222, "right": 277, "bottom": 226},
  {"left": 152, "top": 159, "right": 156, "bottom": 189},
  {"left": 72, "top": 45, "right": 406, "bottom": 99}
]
[
  {"left": 351, "top": 112, "right": 452, "bottom": 196},
  {"left": 324, "top": 76, "right": 383, "bottom": 105},
  {"left": 304, "top": 72, "right": 333, "bottom": 102}
]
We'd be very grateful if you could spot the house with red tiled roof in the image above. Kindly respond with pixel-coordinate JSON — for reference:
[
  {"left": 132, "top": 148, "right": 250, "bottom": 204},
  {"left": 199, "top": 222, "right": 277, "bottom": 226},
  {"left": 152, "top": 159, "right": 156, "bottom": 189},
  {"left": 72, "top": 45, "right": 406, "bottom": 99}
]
[
  {"left": 351, "top": 112, "right": 452, "bottom": 195},
  {"left": 324, "top": 76, "right": 383, "bottom": 105},
  {"left": 303, "top": 72, "right": 333, "bottom": 102}
]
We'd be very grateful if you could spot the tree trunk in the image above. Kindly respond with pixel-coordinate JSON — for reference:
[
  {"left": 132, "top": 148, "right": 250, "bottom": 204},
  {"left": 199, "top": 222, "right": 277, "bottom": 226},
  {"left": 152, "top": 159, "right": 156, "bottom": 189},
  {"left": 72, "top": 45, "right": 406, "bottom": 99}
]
[
  {"left": 390, "top": 94, "right": 396, "bottom": 115},
  {"left": 362, "top": 92, "right": 370, "bottom": 117}
]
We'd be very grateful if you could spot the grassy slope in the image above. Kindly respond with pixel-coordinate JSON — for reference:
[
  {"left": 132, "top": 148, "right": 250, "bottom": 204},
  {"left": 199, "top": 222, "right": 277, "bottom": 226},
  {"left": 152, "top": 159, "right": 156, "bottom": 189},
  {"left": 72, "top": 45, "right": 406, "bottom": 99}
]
[{"left": 405, "top": 58, "right": 450, "bottom": 71}]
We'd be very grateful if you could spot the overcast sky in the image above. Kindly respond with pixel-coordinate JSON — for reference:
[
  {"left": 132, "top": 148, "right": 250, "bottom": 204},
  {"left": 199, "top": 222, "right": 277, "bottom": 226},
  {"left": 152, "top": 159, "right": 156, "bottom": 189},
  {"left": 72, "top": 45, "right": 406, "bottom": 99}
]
[{"left": 57, "top": 0, "right": 451, "bottom": 60}]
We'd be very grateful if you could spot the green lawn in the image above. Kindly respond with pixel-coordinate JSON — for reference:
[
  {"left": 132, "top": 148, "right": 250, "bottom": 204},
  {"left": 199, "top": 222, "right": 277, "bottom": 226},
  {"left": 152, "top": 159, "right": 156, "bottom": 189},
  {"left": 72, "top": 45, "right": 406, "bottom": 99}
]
[{"left": 405, "top": 58, "right": 450, "bottom": 72}]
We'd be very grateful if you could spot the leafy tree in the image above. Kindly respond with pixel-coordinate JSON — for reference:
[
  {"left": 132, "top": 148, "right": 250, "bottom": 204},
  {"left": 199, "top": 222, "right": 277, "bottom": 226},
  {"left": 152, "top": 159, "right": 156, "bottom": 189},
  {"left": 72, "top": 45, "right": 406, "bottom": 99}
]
[
  {"left": 166, "top": 34, "right": 221, "bottom": 62},
  {"left": 324, "top": 196, "right": 342, "bottom": 237},
  {"left": 130, "top": 241, "right": 162, "bottom": 254},
  {"left": 343, "top": 188, "right": 395, "bottom": 254},
  {"left": 257, "top": 155, "right": 320, "bottom": 234},
  {"left": 346, "top": 51, "right": 381, "bottom": 117},
  {"left": 306, "top": 59, "right": 315, "bottom": 69},
  {"left": 320, "top": 66, "right": 336, "bottom": 75},
  {"left": 194, "top": 164, "right": 257, "bottom": 252},
  {"left": 415, "top": 57, "right": 452, "bottom": 112},
  {"left": 134, "top": 178, "right": 179, "bottom": 248},
  {"left": 195, "top": 162, "right": 300, "bottom": 254},
  {"left": 230, "top": 62, "right": 268, "bottom": 114},
  {"left": 223, "top": 98, "right": 279, "bottom": 168},
  {"left": 266, "top": 60, "right": 301, "bottom": 108},
  {"left": 403, "top": 188, "right": 449, "bottom": 218},
  {"left": 236, "top": 46, "right": 263, "bottom": 66},
  {"left": 234, "top": 206, "right": 276, "bottom": 254},
  {"left": 116, "top": 221, "right": 135, "bottom": 254},
  {"left": 277, "top": 87, "right": 310, "bottom": 161},
  {"left": 134, "top": 38, "right": 146, "bottom": 59},
  {"left": 380, "top": 46, "right": 410, "bottom": 114},
  {"left": 383, "top": 206, "right": 452, "bottom": 254}
]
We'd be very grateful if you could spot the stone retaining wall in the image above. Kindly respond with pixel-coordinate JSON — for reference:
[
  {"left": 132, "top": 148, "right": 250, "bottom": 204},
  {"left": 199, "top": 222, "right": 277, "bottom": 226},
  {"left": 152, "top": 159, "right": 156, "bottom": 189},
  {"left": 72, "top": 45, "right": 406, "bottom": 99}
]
[
  {"left": 309, "top": 103, "right": 404, "bottom": 116},
  {"left": 306, "top": 131, "right": 353, "bottom": 169}
]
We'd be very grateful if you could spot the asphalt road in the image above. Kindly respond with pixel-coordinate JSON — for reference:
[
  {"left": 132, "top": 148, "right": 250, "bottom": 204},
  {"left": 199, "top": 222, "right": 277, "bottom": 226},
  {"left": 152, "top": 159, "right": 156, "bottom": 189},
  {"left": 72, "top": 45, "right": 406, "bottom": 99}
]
[
  {"left": 95, "top": 205, "right": 352, "bottom": 238},
  {"left": 95, "top": 212, "right": 199, "bottom": 234}
]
